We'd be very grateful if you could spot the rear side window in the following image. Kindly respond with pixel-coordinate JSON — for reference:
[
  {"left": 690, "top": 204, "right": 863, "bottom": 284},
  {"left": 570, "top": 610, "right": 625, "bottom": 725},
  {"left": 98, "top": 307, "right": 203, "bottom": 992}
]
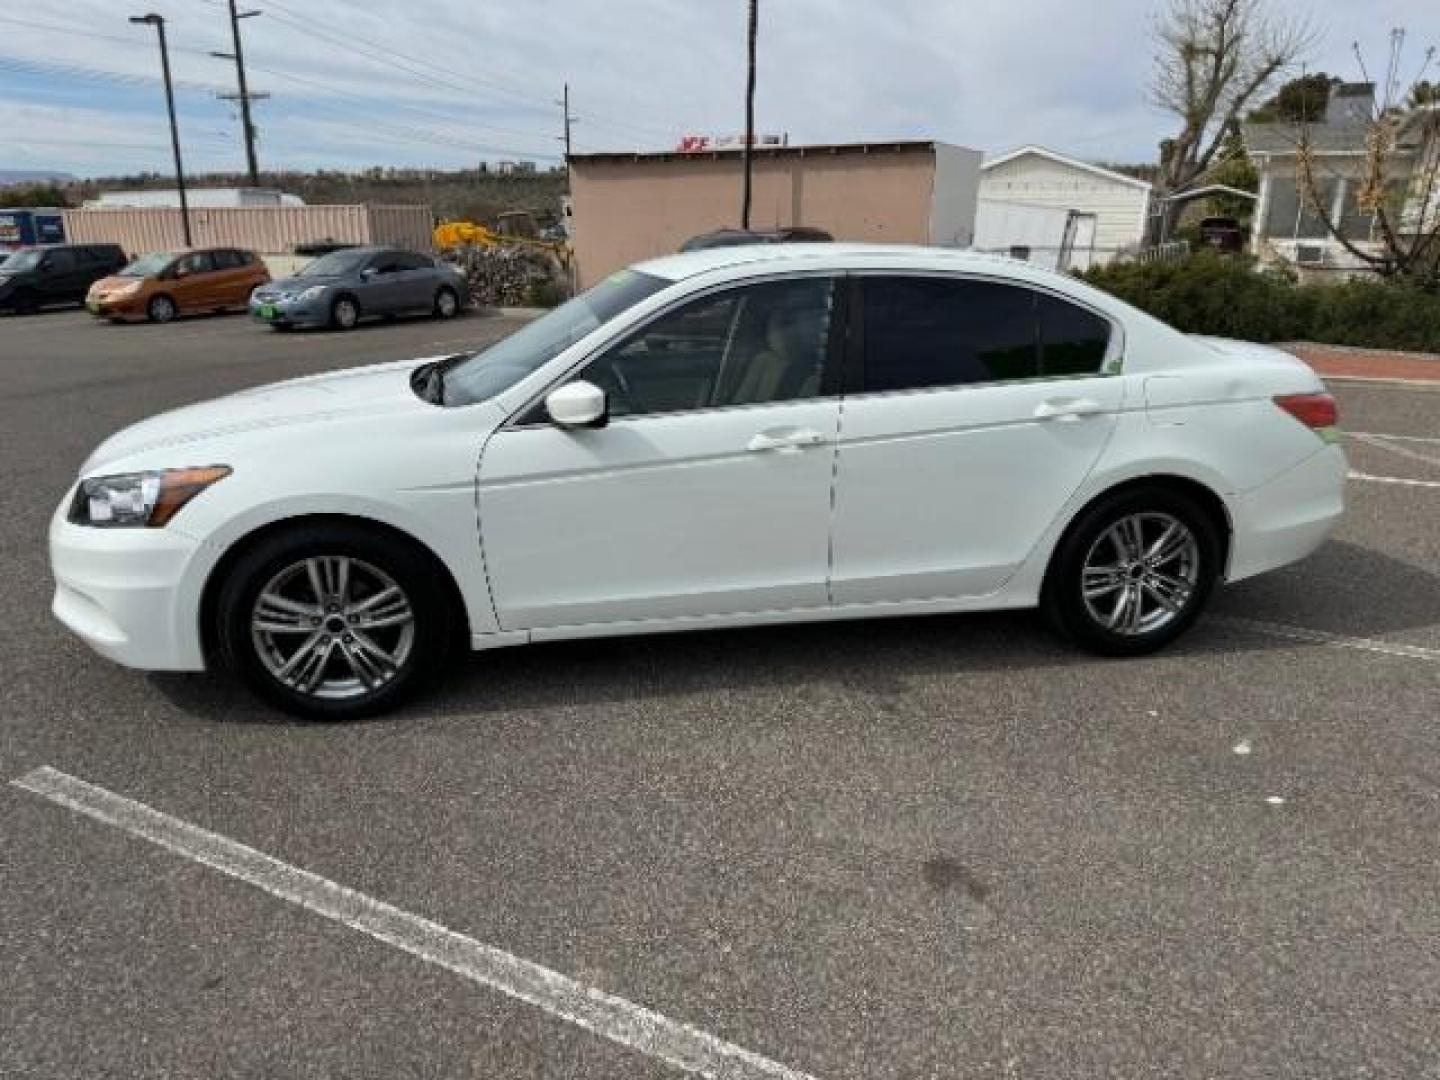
[
  {"left": 213, "top": 249, "right": 249, "bottom": 269},
  {"left": 860, "top": 277, "right": 1039, "bottom": 392},
  {"left": 1038, "top": 294, "right": 1112, "bottom": 375},
  {"left": 44, "top": 249, "right": 77, "bottom": 271}
]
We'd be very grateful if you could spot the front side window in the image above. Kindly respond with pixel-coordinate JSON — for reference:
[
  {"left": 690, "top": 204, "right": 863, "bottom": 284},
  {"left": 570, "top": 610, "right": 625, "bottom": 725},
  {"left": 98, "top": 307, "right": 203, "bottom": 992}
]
[
  {"left": 174, "top": 252, "right": 214, "bottom": 277},
  {"left": 43, "top": 249, "right": 77, "bottom": 272},
  {"left": 861, "top": 277, "right": 1038, "bottom": 392},
  {"left": 119, "top": 252, "right": 174, "bottom": 278},
  {"left": 580, "top": 277, "right": 835, "bottom": 418},
  {"left": 298, "top": 249, "right": 369, "bottom": 278}
]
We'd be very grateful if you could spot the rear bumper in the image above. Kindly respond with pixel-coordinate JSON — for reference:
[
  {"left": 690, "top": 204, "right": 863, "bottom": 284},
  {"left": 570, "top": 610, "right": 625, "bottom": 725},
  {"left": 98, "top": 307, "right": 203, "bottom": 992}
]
[
  {"left": 49, "top": 499, "right": 208, "bottom": 671},
  {"left": 1227, "top": 443, "right": 1346, "bottom": 582}
]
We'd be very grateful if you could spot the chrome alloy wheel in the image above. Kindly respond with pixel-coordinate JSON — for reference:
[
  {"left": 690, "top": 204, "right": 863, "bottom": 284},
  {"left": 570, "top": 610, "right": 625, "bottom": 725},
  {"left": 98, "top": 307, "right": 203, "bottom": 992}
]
[
  {"left": 1080, "top": 512, "right": 1200, "bottom": 637},
  {"left": 250, "top": 556, "right": 415, "bottom": 700}
]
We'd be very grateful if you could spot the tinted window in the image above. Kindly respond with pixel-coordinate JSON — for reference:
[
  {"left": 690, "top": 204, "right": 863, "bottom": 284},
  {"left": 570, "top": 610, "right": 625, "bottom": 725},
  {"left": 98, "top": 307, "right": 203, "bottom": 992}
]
[
  {"left": 395, "top": 252, "right": 434, "bottom": 271},
  {"left": 213, "top": 249, "right": 246, "bottom": 269},
  {"left": 43, "top": 249, "right": 77, "bottom": 272},
  {"left": 1039, "top": 294, "right": 1112, "bottom": 375},
  {"left": 298, "top": 249, "right": 371, "bottom": 277},
  {"left": 368, "top": 252, "right": 403, "bottom": 274},
  {"left": 581, "top": 278, "right": 834, "bottom": 418},
  {"left": 861, "top": 277, "right": 1038, "bottom": 392}
]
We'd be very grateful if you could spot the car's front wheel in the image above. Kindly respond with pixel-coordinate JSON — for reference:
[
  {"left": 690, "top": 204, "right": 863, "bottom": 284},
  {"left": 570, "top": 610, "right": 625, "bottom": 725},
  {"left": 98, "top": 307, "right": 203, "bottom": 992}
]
[
  {"left": 1042, "top": 486, "right": 1221, "bottom": 656},
  {"left": 330, "top": 295, "right": 360, "bottom": 330},
  {"left": 433, "top": 286, "right": 460, "bottom": 320},
  {"left": 147, "top": 294, "right": 177, "bottom": 324},
  {"left": 215, "top": 524, "right": 455, "bottom": 719}
]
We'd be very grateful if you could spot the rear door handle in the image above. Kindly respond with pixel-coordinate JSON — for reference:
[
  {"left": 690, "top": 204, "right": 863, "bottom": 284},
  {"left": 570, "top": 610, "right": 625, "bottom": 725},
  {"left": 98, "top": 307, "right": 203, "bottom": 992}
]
[
  {"left": 747, "top": 428, "right": 826, "bottom": 452},
  {"left": 1034, "top": 398, "right": 1104, "bottom": 422}
]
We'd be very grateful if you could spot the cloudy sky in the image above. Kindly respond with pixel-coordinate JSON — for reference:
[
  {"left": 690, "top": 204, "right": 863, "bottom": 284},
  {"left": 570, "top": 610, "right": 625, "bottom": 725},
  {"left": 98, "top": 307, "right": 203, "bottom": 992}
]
[{"left": 1, "top": 0, "right": 1435, "bottom": 178}]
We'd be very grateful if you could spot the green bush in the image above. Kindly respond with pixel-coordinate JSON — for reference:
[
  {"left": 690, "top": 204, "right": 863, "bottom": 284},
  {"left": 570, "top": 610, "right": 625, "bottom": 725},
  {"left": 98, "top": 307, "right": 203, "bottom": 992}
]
[{"left": 1081, "top": 251, "right": 1440, "bottom": 352}]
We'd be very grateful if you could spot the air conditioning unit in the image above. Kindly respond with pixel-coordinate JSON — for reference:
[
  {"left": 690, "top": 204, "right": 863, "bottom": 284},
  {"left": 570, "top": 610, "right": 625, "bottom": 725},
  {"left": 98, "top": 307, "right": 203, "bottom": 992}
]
[{"left": 1294, "top": 245, "right": 1327, "bottom": 266}]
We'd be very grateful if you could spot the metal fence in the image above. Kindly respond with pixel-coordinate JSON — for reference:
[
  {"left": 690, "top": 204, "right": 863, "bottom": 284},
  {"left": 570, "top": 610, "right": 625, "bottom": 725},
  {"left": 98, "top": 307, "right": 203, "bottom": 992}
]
[{"left": 60, "top": 204, "right": 433, "bottom": 256}]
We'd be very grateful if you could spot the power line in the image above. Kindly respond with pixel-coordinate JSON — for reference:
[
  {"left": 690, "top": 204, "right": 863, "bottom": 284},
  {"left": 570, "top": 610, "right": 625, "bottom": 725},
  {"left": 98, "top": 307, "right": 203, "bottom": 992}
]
[{"left": 210, "top": 0, "right": 265, "bottom": 184}]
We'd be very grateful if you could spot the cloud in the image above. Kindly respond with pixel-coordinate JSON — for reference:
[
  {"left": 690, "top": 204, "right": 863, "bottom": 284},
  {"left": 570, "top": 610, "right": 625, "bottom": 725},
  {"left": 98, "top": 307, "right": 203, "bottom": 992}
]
[{"left": 2, "top": 0, "right": 1436, "bottom": 176}]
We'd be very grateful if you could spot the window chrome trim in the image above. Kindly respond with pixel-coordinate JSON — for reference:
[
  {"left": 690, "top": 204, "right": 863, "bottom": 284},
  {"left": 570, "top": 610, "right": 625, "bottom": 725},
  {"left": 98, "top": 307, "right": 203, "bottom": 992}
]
[{"left": 499, "top": 268, "right": 845, "bottom": 432}]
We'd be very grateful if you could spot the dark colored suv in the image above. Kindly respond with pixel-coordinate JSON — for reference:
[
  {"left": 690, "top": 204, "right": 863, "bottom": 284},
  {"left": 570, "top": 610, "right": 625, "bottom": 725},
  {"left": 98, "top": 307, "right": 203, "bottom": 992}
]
[{"left": 0, "top": 243, "right": 128, "bottom": 314}]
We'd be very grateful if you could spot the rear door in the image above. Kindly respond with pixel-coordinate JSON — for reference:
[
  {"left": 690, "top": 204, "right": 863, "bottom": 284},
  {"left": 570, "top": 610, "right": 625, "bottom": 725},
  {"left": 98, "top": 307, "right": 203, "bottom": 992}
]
[
  {"left": 210, "top": 249, "right": 255, "bottom": 305},
  {"left": 830, "top": 274, "right": 1123, "bottom": 603}
]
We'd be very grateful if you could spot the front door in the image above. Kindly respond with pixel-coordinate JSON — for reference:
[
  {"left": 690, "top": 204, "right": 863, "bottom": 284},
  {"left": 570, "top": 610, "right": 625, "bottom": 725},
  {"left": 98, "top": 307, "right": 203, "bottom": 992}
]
[
  {"left": 478, "top": 275, "right": 842, "bottom": 631},
  {"left": 831, "top": 274, "right": 1124, "bottom": 603},
  {"left": 170, "top": 250, "right": 220, "bottom": 312}
]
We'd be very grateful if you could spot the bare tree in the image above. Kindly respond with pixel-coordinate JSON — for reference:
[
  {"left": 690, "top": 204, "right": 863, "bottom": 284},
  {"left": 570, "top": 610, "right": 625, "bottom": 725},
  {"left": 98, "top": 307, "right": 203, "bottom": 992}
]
[
  {"left": 1294, "top": 39, "right": 1440, "bottom": 282},
  {"left": 1149, "top": 0, "right": 1314, "bottom": 242}
]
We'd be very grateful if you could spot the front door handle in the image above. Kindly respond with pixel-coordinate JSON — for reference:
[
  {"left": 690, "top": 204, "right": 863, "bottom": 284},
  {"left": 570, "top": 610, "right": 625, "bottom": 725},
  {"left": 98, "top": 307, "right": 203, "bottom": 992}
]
[
  {"left": 1034, "top": 398, "right": 1104, "bottom": 422},
  {"left": 747, "top": 428, "right": 826, "bottom": 453}
]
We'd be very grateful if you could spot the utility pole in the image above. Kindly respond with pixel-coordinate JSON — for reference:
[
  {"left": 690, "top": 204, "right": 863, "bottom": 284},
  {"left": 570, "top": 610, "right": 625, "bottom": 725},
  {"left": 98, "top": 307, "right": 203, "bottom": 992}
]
[
  {"left": 130, "top": 13, "right": 192, "bottom": 246},
  {"left": 741, "top": 0, "right": 758, "bottom": 229},
  {"left": 211, "top": 0, "right": 266, "bottom": 187},
  {"left": 556, "top": 82, "right": 576, "bottom": 185}
]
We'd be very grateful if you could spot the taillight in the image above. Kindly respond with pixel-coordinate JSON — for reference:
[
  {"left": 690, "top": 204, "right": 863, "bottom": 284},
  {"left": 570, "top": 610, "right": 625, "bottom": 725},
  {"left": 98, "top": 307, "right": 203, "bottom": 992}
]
[{"left": 1274, "top": 392, "right": 1338, "bottom": 431}]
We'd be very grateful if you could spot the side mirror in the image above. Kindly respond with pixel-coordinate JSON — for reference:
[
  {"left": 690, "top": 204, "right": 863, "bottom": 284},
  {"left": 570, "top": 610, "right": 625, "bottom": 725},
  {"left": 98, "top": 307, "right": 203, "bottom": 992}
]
[{"left": 546, "top": 380, "right": 608, "bottom": 428}]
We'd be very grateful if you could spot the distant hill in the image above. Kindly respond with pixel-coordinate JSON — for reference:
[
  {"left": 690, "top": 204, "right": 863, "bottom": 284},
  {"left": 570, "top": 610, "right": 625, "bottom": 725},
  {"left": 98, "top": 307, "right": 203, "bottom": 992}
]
[{"left": 0, "top": 169, "right": 76, "bottom": 186}]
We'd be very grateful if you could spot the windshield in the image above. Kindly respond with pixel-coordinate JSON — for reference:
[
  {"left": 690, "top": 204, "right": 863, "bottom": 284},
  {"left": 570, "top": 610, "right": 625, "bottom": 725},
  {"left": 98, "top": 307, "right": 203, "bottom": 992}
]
[
  {"left": 1, "top": 250, "right": 42, "bottom": 272},
  {"left": 298, "top": 249, "right": 369, "bottom": 277},
  {"left": 439, "top": 270, "right": 670, "bottom": 407},
  {"left": 119, "top": 252, "right": 174, "bottom": 277}
]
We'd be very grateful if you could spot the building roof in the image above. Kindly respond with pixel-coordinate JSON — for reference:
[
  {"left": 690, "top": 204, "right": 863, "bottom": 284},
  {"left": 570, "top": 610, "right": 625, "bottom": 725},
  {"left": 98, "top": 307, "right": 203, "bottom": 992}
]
[
  {"left": 568, "top": 140, "right": 949, "bottom": 165},
  {"left": 980, "top": 146, "right": 1153, "bottom": 191}
]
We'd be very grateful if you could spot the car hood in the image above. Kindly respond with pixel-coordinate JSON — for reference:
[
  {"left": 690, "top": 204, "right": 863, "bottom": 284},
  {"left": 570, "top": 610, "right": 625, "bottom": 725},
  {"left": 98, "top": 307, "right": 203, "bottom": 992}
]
[
  {"left": 82, "top": 357, "right": 435, "bottom": 474},
  {"left": 89, "top": 274, "right": 146, "bottom": 293}
]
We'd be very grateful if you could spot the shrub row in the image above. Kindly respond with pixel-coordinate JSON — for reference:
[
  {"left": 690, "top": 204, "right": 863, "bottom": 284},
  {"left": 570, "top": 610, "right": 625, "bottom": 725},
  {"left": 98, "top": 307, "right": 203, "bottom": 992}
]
[{"left": 1081, "top": 252, "right": 1440, "bottom": 353}]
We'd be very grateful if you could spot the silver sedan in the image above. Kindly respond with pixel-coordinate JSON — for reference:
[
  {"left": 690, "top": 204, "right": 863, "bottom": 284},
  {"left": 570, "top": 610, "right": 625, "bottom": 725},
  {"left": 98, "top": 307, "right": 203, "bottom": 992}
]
[{"left": 250, "top": 246, "right": 468, "bottom": 330}]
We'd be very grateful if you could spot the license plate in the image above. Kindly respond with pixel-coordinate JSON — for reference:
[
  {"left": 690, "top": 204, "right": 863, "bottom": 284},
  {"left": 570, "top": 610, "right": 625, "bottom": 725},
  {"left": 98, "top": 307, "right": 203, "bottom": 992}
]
[{"left": 258, "top": 303, "right": 276, "bottom": 320}]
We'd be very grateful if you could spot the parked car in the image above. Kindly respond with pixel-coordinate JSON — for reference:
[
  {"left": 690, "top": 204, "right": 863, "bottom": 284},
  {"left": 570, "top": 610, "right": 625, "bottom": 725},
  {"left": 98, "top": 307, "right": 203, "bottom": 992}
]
[
  {"left": 50, "top": 244, "right": 1345, "bottom": 719},
  {"left": 86, "top": 248, "right": 271, "bottom": 323},
  {"left": 680, "top": 226, "right": 834, "bottom": 252},
  {"left": 0, "top": 243, "right": 127, "bottom": 314},
  {"left": 249, "top": 246, "right": 468, "bottom": 330}
]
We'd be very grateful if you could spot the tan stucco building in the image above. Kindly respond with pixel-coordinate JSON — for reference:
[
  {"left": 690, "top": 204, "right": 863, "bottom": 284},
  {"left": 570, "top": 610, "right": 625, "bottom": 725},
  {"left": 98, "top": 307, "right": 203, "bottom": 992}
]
[{"left": 567, "top": 140, "right": 982, "bottom": 287}]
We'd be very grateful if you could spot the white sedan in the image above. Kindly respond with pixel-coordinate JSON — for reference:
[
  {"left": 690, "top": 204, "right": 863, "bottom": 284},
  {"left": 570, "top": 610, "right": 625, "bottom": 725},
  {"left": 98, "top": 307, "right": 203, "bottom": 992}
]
[{"left": 51, "top": 245, "right": 1345, "bottom": 719}]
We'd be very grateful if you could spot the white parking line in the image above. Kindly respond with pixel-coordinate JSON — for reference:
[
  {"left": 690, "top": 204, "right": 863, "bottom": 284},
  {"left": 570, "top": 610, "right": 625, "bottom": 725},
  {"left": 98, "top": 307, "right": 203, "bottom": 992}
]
[
  {"left": 1348, "top": 471, "right": 1440, "bottom": 490},
  {"left": 1347, "top": 431, "right": 1440, "bottom": 446},
  {"left": 1348, "top": 434, "right": 1440, "bottom": 469},
  {"left": 1213, "top": 617, "right": 1440, "bottom": 662},
  {"left": 10, "top": 766, "right": 819, "bottom": 1080}
]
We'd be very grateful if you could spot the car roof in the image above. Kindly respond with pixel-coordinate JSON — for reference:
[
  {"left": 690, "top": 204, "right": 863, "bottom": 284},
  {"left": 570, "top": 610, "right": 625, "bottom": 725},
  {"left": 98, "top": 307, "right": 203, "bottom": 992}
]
[{"left": 634, "top": 243, "right": 1077, "bottom": 287}]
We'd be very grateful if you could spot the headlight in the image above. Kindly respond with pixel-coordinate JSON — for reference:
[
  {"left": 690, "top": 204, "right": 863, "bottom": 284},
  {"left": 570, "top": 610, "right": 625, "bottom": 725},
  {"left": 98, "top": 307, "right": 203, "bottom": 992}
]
[
  {"left": 115, "top": 280, "right": 142, "bottom": 297},
  {"left": 297, "top": 285, "right": 327, "bottom": 301},
  {"left": 68, "top": 466, "right": 231, "bottom": 528}
]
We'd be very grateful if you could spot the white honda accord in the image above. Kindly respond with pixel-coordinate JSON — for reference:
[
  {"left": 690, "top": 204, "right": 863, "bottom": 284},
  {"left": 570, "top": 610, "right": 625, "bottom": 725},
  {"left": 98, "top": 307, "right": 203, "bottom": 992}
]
[{"left": 51, "top": 245, "right": 1345, "bottom": 718}]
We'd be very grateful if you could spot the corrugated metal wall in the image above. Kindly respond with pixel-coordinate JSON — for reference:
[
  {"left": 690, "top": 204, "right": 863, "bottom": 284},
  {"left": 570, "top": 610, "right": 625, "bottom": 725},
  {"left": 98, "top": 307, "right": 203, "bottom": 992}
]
[{"left": 61, "top": 205, "right": 433, "bottom": 255}]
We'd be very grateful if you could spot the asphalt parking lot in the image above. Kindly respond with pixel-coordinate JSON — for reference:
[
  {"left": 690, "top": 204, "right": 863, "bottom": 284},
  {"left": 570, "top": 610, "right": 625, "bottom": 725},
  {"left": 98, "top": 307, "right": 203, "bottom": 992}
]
[{"left": 2, "top": 307, "right": 1437, "bottom": 1079}]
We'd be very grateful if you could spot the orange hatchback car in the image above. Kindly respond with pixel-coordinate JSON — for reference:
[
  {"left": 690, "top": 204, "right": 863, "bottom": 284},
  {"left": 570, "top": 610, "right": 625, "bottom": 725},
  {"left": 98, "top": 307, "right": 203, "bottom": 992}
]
[{"left": 87, "top": 248, "right": 270, "bottom": 323}]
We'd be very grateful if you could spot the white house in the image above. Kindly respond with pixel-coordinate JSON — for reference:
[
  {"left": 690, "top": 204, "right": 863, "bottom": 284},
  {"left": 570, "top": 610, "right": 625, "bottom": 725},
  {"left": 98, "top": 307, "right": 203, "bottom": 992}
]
[
  {"left": 977, "top": 146, "right": 1154, "bottom": 268},
  {"left": 1244, "top": 83, "right": 1439, "bottom": 277}
]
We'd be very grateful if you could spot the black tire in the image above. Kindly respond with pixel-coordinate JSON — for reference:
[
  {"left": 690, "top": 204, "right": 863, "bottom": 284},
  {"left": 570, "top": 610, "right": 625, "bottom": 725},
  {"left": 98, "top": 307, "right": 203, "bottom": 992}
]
[
  {"left": 1041, "top": 485, "right": 1221, "bottom": 657},
  {"left": 330, "top": 294, "right": 360, "bottom": 330},
  {"left": 214, "top": 523, "right": 457, "bottom": 720},
  {"left": 147, "top": 293, "right": 177, "bottom": 324},
  {"left": 433, "top": 286, "right": 459, "bottom": 320}
]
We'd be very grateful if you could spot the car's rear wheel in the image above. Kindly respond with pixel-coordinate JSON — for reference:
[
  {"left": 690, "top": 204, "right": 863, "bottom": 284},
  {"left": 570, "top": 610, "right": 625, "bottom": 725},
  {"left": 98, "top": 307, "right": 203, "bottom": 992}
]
[
  {"left": 330, "top": 295, "right": 359, "bottom": 330},
  {"left": 215, "top": 524, "right": 455, "bottom": 719},
  {"left": 433, "top": 286, "right": 459, "bottom": 320},
  {"left": 147, "top": 294, "right": 177, "bottom": 324},
  {"left": 1042, "top": 486, "right": 1220, "bottom": 656}
]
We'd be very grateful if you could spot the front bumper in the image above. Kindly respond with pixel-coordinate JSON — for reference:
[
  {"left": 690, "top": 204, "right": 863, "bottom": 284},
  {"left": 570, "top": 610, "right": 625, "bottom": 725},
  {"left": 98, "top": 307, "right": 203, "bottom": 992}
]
[
  {"left": 87, "top": 294, "right": 143, "bottom": 320},
  {"left": 249, "top": 294, "right": 329, "bottom": 327},
  {"left": 49, "top": 500, "right": 208, "bottom": 671}
]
